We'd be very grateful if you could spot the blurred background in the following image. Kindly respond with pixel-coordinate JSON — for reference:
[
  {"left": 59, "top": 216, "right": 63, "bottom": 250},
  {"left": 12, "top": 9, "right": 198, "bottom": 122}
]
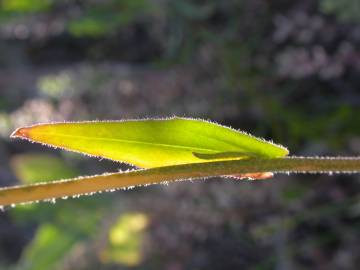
[{"left": 0, "top": 0, "right": 359, "bottom": 269}]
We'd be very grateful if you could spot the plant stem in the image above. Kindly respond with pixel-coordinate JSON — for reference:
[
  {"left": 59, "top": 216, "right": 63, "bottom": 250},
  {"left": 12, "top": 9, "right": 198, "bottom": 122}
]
[{"left": 0, "top": 156, "right": 359, "bottom": 207}]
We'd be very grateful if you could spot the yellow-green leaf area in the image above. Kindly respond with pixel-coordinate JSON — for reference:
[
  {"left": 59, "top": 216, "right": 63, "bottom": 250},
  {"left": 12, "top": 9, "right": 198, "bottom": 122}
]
[{"left": 11, "top": 117, "right": 288, "bottom": 168}]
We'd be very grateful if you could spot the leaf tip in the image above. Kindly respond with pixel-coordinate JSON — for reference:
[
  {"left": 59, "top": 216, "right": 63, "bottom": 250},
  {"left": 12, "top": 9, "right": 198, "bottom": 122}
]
[{"left": 10, "top": 127, "right": 30, "bottom": 139}]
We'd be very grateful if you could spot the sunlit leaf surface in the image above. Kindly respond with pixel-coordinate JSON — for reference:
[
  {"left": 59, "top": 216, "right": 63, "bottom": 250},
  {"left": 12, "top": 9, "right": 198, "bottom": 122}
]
[{"left": 11, "top": 117, "right": 288, "bottom": 168}]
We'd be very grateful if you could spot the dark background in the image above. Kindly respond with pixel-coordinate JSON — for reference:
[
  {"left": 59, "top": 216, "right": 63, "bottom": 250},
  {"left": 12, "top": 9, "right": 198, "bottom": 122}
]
[{"left": 0, "top": 0, "right": 359, "bottom": 269}]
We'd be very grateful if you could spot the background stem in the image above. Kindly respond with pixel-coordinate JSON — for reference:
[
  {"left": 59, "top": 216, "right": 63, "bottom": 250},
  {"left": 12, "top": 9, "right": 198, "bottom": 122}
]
[{"left": 0, "top": 156, "right": 359, "bottom": 207}]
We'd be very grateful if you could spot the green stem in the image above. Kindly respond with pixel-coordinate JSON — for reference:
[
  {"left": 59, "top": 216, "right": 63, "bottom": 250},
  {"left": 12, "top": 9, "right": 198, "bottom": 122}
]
[{"left": 0, "top": 156, "right": 359, "bottom": 207}]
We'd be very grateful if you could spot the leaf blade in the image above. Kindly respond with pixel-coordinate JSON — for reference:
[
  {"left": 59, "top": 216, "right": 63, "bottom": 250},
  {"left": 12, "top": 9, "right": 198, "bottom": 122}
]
[{"left": 11, "top": 117, "right": 289, "bottom": 168}]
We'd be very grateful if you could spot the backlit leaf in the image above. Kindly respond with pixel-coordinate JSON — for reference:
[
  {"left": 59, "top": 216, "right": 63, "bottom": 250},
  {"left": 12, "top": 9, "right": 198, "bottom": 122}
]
[{"left": 11, "top": 117, "right": 289, "bottom": 168}]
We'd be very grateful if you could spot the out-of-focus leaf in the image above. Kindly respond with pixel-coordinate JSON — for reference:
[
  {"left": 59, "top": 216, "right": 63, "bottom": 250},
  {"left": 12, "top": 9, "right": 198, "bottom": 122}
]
[
  {"left": 68, "top": 0, "right": 154, "bottom": 37},
  {"left": 320, "top": 0, "right": 360, "bottom": 22},
  {"left": 11, "top": 117, "right": 289, "bottom": 168},
  {"left": 102, "top": 212, "right": 149, "bottom": 266},
  {"left": 172, "top": 0, "right": 214, "bottom": 19},
  {"left": 1, "top": 0, "right": 52, "bottom": 13},
  {"left": 10, "top": 153, "right": 78, "bottom": 184},
  {"left": 13, "top": 198, "right": 108, "bottom": 270},
  {"left": 0, "top": 112, "right": 11, "bottom": 138},
  {"left": 18, "top": 224, "right": 77, "bottom": 270}
]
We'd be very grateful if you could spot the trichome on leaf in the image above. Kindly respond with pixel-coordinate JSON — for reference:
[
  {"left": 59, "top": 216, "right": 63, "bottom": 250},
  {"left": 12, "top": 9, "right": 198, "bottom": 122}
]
[{"left": 0, "top": 117, "right": 358, "bottom": 208}]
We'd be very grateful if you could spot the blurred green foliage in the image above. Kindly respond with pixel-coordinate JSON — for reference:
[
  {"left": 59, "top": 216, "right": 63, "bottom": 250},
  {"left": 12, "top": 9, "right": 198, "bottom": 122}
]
[
  {"left": 19, "top": 224, "right": 77, "bottom": 270},
  {"left": 1, "top": 0, "right": 52, "bottom": 13},
  {"left": 68, "top": 0, "right": 155, "bottom": 37},
  {"left": 12, "top": 197, "right": 109, "bottom": 270},
  {"left": 320, "top": 0, "right": 360, "bottom": 22},
  {"left": 102, "top": 212, "right": 149, "bottom": 266},
  {"left": 37, "top": 73, "right": 74, "bottom": 99},
  {"left": 11, "top": 153, "right": 78, "bottom": 184},
  {"left": 6, "top": 152, "right": 152, "bottom": 270},
  {"left": 8, "top": 153, "right": 111, "bottom": 270}
]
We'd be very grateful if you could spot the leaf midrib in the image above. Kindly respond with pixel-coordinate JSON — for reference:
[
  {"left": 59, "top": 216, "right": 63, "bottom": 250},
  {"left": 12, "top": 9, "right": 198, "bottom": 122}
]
[{"left": 34, "top": 132, "right": 240, "bottom": 153}]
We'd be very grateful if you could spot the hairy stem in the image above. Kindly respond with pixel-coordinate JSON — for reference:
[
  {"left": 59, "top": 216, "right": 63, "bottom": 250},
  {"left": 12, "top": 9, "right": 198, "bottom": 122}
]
[{"left": 0, "top": 156, "right": 359, "bottom": 207}]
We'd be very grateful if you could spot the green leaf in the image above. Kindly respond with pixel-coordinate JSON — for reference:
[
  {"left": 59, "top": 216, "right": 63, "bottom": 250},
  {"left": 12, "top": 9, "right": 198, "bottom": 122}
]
[
  {"left": 18, "top": 224, "right": 77, "bottom": 270},
  {"left": 10, "top": 153, "right": 78, "bottom": 184},
  {"left": 11, "top": 117, "right": 288, "bottom": 168}
]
